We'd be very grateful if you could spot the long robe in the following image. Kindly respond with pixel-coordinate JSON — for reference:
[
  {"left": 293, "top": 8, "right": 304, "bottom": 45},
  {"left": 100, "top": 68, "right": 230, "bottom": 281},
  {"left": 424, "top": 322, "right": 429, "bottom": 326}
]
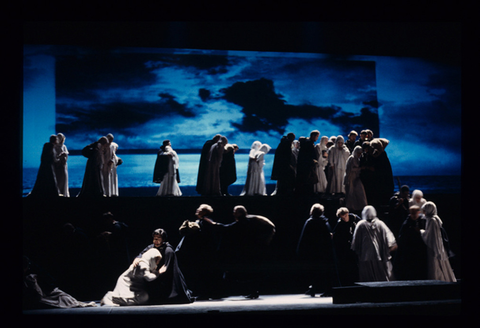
[
  {"left": 241, "top": 146, "right": 269, "bottom": 196},
  {"left": 103, "top": 142, "right": 119, "bottom": 197},
  {"left": 155, "top": 146, "right": 182, "bottom": 196},
  {"left": 29, "top": 142, "right": 59, "bottom": 197},
  {"left": 101, "top": 248, "right": 161, "bottom": 306},
  {"left": 77, "top": 141, "right": 105, "bottom": 197},
  {"left": 313, "top": 143, "right": 328, "bottom": 193},
  {"left": 332, "top": 214, "right": 360, "bottom": 286},
  {"left": 295, "top": 138, "right": 318, "bottom": 195},
  {"left": 297, "top": 215, "right": 336, "bottom": 293},
  {"left": 420, "top": 214, "right": 456, "bottom": 282},
  {"left": 54, "top": 143, "right": 69, "bottom": 197},
  {"left": 203, "top": 141, "right": 225, "bottom": 196},
  {"left": 344, "top": 154, "right": 368, "bottom": 211},
  {"left": 220, "top": 145, "right": 237, "bottom": 195},
  {"left": 328, "top": 143, "right": 350, "bottom": 194},
  {"left": 196, "top": 138, "right": 216, "bottom": 195},
  {"left": 394, "top": 215, "right": 428, "bottom": 280},
  {"left": 351, "top": 217, "right": 396, "bottom": 282},
  {"left": 136, "top": 243, "right": 194, "bottom": 304}
]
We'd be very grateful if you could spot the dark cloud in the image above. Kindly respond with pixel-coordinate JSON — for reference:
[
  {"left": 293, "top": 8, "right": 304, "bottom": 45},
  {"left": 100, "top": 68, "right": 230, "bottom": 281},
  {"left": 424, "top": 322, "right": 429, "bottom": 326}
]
[
  {"left": 198, "top": 88, "right": 211, "bottom": 102},
  {"left": 55, "top": 53, "right": 160, "bottom": 98},
  {"left": 56, "top": 94, "right": 196, "bottom": 135},
  {"left": 221, "top": 78, "right": 379, "bottom": 136}
]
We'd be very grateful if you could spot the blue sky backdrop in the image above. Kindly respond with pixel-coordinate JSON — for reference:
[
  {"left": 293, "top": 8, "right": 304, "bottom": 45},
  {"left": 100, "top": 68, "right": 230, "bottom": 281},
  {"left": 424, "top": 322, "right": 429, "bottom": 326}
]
[{"left": 23, "top": 45, "right": 461, "bottom": 177}]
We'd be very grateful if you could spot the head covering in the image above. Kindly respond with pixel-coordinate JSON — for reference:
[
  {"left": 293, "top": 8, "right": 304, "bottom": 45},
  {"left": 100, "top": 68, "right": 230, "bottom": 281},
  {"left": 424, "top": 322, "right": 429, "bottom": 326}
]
[
  {"left": 259, "top": 143, "right": 271, "bottom": 154},
  {"left": 140, "top": 248, "right": 162, "bottom": 272},
  {"left": 353, "top": 145, "right": 363, "bottom": 157},
  {"left": 362, "top": 205, "right": 377, "bottom": 222},
  {"left": 249, "top": 141, "right": 262, "bottom": 158}
]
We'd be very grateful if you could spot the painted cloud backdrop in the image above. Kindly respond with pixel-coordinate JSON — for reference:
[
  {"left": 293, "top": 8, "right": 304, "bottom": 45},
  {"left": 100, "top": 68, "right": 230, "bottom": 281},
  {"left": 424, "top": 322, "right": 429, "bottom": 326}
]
[{"left": 23, "top": 45, "right": 461, "bottom": 176}]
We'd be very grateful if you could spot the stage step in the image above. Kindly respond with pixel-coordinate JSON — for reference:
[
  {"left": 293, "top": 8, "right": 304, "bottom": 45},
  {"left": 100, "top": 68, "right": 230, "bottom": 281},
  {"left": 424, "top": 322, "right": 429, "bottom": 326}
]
[{"left": 332, "top": 280, "right": 461, "bottom": 304}]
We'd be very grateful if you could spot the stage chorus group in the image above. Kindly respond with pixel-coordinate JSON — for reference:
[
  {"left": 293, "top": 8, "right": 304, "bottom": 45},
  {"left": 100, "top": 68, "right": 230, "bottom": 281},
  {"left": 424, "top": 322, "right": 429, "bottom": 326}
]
[
  {"left": 30, "top": 128, "right": 397, "bottom": 209},
  {"left": 23, "top": 196, "right": 456, "bottom": 309}
]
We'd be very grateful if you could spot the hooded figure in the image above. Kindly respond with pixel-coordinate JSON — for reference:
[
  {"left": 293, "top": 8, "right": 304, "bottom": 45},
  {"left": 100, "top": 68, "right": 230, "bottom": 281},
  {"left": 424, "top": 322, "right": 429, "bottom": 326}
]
[
  {"left": 154, "top": 141, "right": 182, "bottom": 197},
  {"left": 327, "top": 135, "right": 351, "bottom": 194},
  {"left": 420, "top": 202, "right": 456, "bottom": 282},
  {"left": 344, "top": 146, "right": 368, "bottom": 211},
  {"left": 351, "top": 205, "right": 397, "bottom": 282},
  {"left": 313, "top": 136, "right": 329, "bottom": 193},
  {"left": 101, "top": 248, "right": 162, "bottom": 306},
  {"left": 368, "top": 138, "right": 394, "bottom": 205},
  {"left": 241, "top": 142, "right": 271, "bottom": 196}
]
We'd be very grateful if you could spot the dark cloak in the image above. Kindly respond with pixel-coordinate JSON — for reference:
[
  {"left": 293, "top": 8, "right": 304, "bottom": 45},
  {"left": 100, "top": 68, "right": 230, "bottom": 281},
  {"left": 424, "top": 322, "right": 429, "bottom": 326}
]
[
  {"left": 136, "top": 243, "right": 194, "bottom": 304},
  {"left": 219, "top": 147, "right": 237, "bottom": 195},
  {"left": 393, "top": 215, "right": 428, "bottom": 280},
  {"left": 29, "top": 142, "right": 59, "bottom": 197},
  {"left": 153, "top": 149, "right": 169, "bottom": 183},
  {"left": 271, "top": 136, "right": 296, "bottom": 195},
  {"left": 332, "top": 214, "right": 360, "bottom": 286},
  {"left": 196, "top": 139, "right": 216, "bottom": 194},
  {"left": 77, "top": 141, "right": 105, "bottom": 197},
  {"left": 295, "top": 138, "right": 318, "bottom": 194}
]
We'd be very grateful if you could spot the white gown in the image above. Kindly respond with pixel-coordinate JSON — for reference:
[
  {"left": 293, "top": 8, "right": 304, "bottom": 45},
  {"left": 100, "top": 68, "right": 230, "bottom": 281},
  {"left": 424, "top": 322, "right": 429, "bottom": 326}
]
[
  {"left": 420, "top": 208, "right": 456, "bottom": 282},
  {"left": 313, "top": 143, "right": 328, "bottom": 193},
  {"left": 327, "top": 142, "right": 350, "bottom": 193},
  {"left": 103, "top": 142, "right": 119, "bottom": 196},
  {"left": 156, "top": 146, "right": 182, "bottom": 196},
  {"left": 351, "top": 206, "right": 397, "bottom": 282},
  {"left": 54, "top": 143, "right": 70, "bottom": 197},
  {"left": 344, "top": 152, "right": 368, "bottom": 211},
  {"left": 241, "top": 144, "right": 270, "bottom": 196},
  {"left": 101, "top": 248, "right": 161, "bottom": 306}
]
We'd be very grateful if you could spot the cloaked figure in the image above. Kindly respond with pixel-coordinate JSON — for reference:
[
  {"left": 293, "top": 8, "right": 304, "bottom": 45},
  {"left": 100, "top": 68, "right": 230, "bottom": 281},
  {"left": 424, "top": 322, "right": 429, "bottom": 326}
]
[
  {"left": 220, "top": 143, "right": 238, "bottom": 196},
  {"left": 28, "top": 135, "right": 60, "bottom": 197},
  {"left": 271, "top": 133, "right": 296, "bottom": 196},
  {"left": 54, "top": 133, "right": 69, "bottom": 197},
  {"left": 295, "top": 131, "right": 320, "bottom": 195},
  {"left": 351, "top": 205, "right": 397, "bottom": 282},
  {"left": 344, "top": 146, "right": 368, "bottom": 212},
  {"left": 134, "top": 228, "right": 194, "bottom": 304},
  {"left": 241, "top": 142, "right": 271, "bottom": 196},
  {"left": 313, "top": 136, "right": 329, "bottom": 194},
  {"left": 196, "top": 134, "right": 221, "bottom": 195},
  {"left": 420, "top": 202, "right": 456, "bottom": 282},
  {"left": 153, "top": 140, "right": 182, "bottom": 197},
  {"left": 203, "top": 136, "right": 228, "bottom": 196},
  {"left": 77, "top": 136, "right": 108, "bottom": 197},
  {"left": 297, "top": 203, "right": 336, "bottom": 297},
  {"left": 327, "top": 135, "right": 350, "bottom": 195},
  {"left": 103, "top": 133, "right": 120, "bottom": 197}
]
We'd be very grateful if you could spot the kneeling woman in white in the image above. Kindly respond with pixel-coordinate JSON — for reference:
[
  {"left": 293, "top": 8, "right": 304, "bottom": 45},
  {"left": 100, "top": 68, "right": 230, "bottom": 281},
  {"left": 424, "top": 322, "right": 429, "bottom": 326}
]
[{"left": 101, "top": 248, "right": 162, "bottom": 306}]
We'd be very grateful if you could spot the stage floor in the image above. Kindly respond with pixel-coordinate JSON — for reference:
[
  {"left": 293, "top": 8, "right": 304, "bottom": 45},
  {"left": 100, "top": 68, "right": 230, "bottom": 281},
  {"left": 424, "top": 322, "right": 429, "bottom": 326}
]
[{"left": 23, "top": 292, "right": 461, "bottom": 318}]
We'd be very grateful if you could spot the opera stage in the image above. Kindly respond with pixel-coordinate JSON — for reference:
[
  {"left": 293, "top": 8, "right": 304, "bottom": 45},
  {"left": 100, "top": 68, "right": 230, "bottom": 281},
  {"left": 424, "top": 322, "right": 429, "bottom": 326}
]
[{"left": 22, "top": 191, "right": 463, "bottom": 319}]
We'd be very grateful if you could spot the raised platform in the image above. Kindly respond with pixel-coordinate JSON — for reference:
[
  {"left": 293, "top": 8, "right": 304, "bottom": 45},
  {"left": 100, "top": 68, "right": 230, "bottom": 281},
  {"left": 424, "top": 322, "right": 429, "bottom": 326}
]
[{"left": 332, "top": 280, "right": 461, "bottom": 304}]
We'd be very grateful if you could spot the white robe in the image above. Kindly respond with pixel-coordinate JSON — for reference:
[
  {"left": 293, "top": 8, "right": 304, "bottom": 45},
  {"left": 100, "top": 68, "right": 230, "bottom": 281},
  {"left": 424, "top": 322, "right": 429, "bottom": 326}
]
[
  {"left": 101, "top": 248, "right": 161, "bottom": 306},
  {"left": 328, "top": 145, "right": 350, "bottom": 193},
  {"left": 156, "top": 146, "right": 182, "bottom": 196},
  {"left": 313, "top": 143, "right": 328, "bottom": 193},
  {"left": 54, "top": 143, "right": 69, "bottom": 197},
  {"left": 351, "top": 218, "right": 396, "bottom": 282},
  {"left": 344, "top": 154, "right": 367, "bottom": 211},
  {"left": 241, "top": 151, "right": 267, "bottom": 196},
  {"left": 103, "top": 142, "right": 119, "bottom": 196},
  {"left": 420, "top": 216, "right": 456, "bottom": 282}
]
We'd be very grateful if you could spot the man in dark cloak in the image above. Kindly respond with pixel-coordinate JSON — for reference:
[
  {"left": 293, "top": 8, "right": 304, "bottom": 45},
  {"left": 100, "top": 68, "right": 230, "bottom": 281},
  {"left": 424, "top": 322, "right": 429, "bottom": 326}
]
[
  {"left": 219, "top": 143, "right": 238, "bottom": 196},
  {"left": 77, "top": 136, "right": 108, "bottom": 197},
  {"left": 332, "top": 207, "right": 360, "bottom": 287},
  {"left": 134, "top": 228, "right": 194, "bottom": 304},
  {"left": 28, "top": 135, "right": 60, "bottom": 197},
  {"left": 153, "top": 140, "right": 180, "bottom": 184},
  {"left": 369, "top": 138, "right": 395, "bottom": 207},
  {"left": 295, "top": 131, "right": 319, "bottom": 195},
  {"left": 387, "top": 185, "right": 411, "bottom": 238},
  {"left": 205, "top": 206, "right": 275, "bottom": 299},
  {"left": 271, "top": 133, "right": 296, "bottom": 196},
  {"left": 196, "top": 134, "right": 221, "bottom": 195},
  {"left": 393, "top": 205, "right": 428, "bottom": 280},
  {"left": 296, "top": 203, "right": 336, "bottom": 297}
]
